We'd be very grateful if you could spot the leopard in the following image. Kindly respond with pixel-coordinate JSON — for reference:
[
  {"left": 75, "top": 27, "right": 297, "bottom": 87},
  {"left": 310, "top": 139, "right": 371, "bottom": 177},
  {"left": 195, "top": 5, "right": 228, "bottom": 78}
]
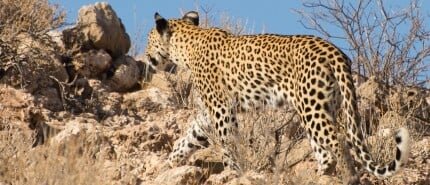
[{"left": 143, "top": 11, "right": 410, "bottom": 184}]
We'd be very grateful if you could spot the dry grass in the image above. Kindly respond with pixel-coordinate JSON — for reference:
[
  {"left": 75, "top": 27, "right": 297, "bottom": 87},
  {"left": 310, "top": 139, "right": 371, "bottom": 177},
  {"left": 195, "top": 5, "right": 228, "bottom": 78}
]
[
  {"left": 0, "top": 117, "right": 137, "bottom": 185},
  {"left": 163, "top": 68, "right": 194, "bottom": 108},
  {"left": 195, "top": 95, "right": 304, "bottom": 184},
  {"left": 233, "top": 108, "right": 302, "bottom": 172},
  {"left": 0, "top": 120, "right": 33, "bottom": 183},
  {"left": 364, "top": 87, "right": 429, "bottom": 164},
  {"left": 234, "top": 108, "right": 304, "bottom": 184},
  {"left": 295, "top": 0, "right": 430, "bottom": 87}
]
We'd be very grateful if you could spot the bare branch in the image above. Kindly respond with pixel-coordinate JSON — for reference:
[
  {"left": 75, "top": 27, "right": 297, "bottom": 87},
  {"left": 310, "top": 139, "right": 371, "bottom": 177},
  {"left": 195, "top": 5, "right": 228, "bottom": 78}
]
[{"left": 296, "top": 0, "right": 430, "bottom": 87}]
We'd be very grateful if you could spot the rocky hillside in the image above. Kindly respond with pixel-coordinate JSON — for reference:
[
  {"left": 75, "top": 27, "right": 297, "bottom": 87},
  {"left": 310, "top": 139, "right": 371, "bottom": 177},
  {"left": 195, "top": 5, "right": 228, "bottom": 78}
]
[{"left": 1, "top": 2, "right": 429, "bottom": 185}]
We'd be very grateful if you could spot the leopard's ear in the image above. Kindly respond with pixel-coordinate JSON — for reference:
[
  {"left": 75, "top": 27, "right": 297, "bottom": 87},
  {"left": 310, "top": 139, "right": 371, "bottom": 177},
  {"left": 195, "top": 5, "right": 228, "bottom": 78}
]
[
  {"left": 155, "top": 12, "right": 169, "bottom": 35},
  {"left": 182, "top": 11, "right": 199, "bottom": 26}
]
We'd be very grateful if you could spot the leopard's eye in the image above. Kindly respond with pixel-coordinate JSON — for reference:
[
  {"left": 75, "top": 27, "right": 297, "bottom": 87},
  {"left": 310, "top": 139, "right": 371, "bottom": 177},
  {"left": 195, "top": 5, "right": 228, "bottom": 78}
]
[{"left": 149, "top": 56, "right": 158, "bottom": 66}]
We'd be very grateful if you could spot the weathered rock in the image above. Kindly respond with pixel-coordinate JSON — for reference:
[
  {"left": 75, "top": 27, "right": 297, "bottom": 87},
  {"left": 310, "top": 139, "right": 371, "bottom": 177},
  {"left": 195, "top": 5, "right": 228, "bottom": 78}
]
[
  {"left": 154, "top": 166, "right": 203, "bottom": 185},
  {"left": 122, "top": 87, "right": 172, "bottom": 113},
  {"left": 0, "top": 84, "right": 35, "bottom": 122},
  {"left": 204, "top": 170, "right": 238, "bottom": 185},
  {"left": 205, "top": 170, "right": 267, "bottom": 185},
  {"left": 87, "top": 79, "right": 123, "bottom": 116},
  {"left": 285, "top": 139, "right": 312, "bottom": 166},
  {"left": 99, "top": 91, "right": 123, "bottom": 116},
  {"left": 72, "top": 49, "right": 111, "bottom": 78},
  {"left": 189, "top": 146, "right": 225, "bottom": 174},
  {"left": 34, "top": 87, "right": 64, "bottom": 112},
  {"left": 63, "top": 2, "right": 130, "bottom": 58},
  {"left": 47, "top": 30, "right": 65, "bottom": 50},
  {"left": 107, "top": 55, "right": 140, "bottom": 91},
  {"left": 145, "top": 72, "right": 172, "bottom": 91},
  {"left": 51, "top": 120, "right": 85, "bottom": 145}
]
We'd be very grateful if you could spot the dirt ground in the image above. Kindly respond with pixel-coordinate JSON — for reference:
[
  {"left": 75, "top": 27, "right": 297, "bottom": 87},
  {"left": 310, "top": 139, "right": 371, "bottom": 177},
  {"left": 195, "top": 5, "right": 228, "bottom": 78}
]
[{"left": 1, "top": 71, "right": 429, "bottom": 185}]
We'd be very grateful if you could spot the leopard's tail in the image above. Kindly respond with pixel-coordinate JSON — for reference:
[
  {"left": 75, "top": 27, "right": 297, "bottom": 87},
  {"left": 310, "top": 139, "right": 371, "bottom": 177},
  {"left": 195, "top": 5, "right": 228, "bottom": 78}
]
[{"left": 332, "top": 48, "right": 410, "bottom": 177}]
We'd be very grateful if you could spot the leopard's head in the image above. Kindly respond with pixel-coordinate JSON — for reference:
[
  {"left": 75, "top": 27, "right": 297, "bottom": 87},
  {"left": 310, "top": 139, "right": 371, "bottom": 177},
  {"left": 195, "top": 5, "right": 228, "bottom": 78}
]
[{"left": 143, "top": 11, "right": 199, "bottom": 73}]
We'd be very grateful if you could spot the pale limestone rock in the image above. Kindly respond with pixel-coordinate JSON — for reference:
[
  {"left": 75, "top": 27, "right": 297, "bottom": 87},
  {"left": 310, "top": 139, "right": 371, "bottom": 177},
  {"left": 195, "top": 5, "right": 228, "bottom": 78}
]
[
  {"left": 154, "top": 166, "right": 203, "bottom": 185},
  {"left": 77, "top": 2, "right": 130, "bottom": 57}
]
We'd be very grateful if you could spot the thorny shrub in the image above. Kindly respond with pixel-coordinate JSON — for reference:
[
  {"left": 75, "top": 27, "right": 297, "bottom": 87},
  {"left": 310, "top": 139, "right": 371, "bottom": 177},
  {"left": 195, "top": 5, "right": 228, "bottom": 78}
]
[{"left": 0, "top": 0, "right": 66, "bottom": 89}]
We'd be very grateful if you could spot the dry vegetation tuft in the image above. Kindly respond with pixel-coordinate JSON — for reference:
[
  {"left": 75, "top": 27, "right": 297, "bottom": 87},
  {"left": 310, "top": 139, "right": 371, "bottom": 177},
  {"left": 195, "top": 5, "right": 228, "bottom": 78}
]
[
  {"left": 295, "top": 0, "right": 430, "bottom": 87},
  {"left": 0, "top": 0, "right": 65, "bottom": 36},
  {"left": 0, "top": 0, "right": 66, "bottom": 90}
]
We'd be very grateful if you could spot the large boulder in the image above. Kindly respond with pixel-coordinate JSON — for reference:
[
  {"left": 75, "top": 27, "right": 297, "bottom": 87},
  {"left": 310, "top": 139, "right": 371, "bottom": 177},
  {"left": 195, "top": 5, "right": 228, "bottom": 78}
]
[{"left": 63, "top": 2, "right": 130, "bottom": 58}]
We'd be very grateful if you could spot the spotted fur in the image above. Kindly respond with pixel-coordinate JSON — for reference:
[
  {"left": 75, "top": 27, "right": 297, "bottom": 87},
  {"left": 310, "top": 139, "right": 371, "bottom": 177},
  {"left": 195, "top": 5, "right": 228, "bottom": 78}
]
[{"left": 144, "top": 11, "right": 410, "bottom": 183}]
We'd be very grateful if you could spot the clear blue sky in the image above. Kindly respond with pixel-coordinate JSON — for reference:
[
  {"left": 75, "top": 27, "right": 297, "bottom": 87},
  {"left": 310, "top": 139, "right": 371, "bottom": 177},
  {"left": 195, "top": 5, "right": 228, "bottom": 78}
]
[
  {"left": 53, "top": 0, "right": 313, "bottom": 36},
  {"left": 52, "top": 0, "right": 319, "bottom": 54}
]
